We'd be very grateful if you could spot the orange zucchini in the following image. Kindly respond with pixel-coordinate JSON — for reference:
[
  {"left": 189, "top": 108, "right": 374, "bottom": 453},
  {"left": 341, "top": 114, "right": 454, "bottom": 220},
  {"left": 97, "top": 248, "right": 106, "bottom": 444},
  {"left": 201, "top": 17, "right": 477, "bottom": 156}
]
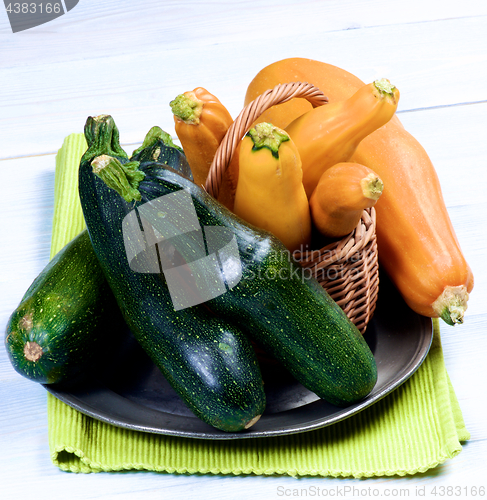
[
  {"left": 233, "top": 122, "right": 311, "bottom": 253},
  {"left": 351, "top": 125, "right": 473, "bottom": 325},
  {"left": 170, "top": 87, "right": 235, "bottom": 206},
  {"left": 284, "top": 79, "right": 399, "bottom": 197},
  {"left": 244, "top": 57, "right": 474, "bottom": 325},
  {"left": 309, "top": 162, "right": 383, "bottom": 238}
]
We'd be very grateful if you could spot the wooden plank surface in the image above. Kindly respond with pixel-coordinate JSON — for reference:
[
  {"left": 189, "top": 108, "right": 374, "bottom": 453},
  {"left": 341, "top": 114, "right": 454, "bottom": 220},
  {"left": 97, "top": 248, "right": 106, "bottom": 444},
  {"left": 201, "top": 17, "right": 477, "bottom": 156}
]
[
  {"left": 2, "top": 4, "right": 487, "bottom": 159},
  {"left": 1, "top": 1, "right": 486, "bottom": 499}
]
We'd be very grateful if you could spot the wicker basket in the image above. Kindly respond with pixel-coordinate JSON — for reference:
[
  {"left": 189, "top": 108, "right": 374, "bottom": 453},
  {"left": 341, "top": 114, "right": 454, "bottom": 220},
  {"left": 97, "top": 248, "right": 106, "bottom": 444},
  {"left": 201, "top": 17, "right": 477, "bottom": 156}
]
[{"left": 205, "top": 82, "right": 379, "bottom": 333}]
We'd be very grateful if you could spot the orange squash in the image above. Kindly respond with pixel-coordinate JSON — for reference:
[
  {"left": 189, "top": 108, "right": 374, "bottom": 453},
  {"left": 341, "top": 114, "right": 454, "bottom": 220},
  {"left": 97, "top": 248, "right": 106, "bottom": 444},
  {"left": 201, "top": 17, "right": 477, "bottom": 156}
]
[
  {"left": 233, "top": 122, "right": 311, "bottom": 253},
  {"left": 285, "top": 79, "right": 399, "bottom": 197},
  {"left": 245, "top": 58, "right": 368, "bottom": 129},
  {"left": 309, "top": 162, "right": 383, "bottom": 238},
  {"left": 170, "top": 87, "right": 235, "bottom": 206},
  {"left": 244, "top": 57, "right": 474, "bottom": 325}
]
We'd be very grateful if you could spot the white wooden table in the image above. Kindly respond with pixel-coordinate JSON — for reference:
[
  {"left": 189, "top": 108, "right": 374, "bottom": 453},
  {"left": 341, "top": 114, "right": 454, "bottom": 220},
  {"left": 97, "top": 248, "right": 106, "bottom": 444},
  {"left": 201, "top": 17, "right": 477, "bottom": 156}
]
[{"left": 1, "top": 2, "right": 486, "bottom": 498}]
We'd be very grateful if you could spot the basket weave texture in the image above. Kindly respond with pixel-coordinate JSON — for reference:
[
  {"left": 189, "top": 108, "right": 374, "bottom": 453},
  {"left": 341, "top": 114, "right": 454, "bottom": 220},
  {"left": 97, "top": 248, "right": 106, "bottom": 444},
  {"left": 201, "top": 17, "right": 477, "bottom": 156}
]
[{"left": 205, "top": 82, "right": 379, "bottom": 333}]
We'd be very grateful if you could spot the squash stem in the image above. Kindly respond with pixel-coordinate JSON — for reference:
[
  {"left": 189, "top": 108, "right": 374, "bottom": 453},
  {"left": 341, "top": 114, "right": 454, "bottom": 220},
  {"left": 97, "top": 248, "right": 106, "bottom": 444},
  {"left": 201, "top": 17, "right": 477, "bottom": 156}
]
[
  {"left": 374, "top": 78, "right": 396, "bottom": 96},
  {"left": 170, "top": 91, "right": 204, "bottom": 125},
  {"left": 91, "top": 155, "right": 145, "bottom": 202},
  {"left": 433, "top": 285, "right": 469, "bottom": 325},
  {"left": 373, "top": 79, "right": 398, "bottom": 105},
  {"left": 361, "top": 173, "right": 384, "bottom": 201},
  {"left": 248, "top": 122, "right": 290, "bottom": 158}
]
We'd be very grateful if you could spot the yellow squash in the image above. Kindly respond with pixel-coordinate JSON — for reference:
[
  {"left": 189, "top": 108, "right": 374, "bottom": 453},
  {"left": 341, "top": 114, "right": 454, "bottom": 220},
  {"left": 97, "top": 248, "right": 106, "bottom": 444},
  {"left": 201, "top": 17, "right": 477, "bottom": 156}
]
[{"left": 233, "top": 122, "right": 311, "bottom": 253}]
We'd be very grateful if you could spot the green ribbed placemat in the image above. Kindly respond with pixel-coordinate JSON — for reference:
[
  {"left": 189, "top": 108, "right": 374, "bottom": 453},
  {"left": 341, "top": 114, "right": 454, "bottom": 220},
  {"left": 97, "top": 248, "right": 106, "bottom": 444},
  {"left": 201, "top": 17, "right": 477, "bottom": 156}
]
[{"left": 47, "top": 134, "right": 469, "bottom": 477}]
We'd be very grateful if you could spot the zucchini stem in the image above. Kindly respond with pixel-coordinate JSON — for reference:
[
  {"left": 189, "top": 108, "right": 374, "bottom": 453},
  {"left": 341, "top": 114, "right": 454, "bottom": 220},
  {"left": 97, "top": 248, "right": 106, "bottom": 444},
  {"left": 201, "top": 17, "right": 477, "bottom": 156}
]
[
  {"left": 91, "top": 155, "right": 145, "bottom": 202},
  {"left": 132, "top": 126, "right": 182, "bottom": 157},
  {"left": 24, "top": 341, "right": 43, "bottom": 362},
  {"left": 82, "top": 114, "right": 128, "bottom": 164},
  {"left": 244, "top": 414, "right": 262, "bottom": 429}
]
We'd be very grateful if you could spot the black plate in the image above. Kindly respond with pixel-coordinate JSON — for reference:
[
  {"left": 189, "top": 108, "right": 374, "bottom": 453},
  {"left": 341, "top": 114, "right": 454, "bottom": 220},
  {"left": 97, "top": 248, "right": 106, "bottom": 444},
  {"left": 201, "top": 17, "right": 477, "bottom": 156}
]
[{"left": 45, "top": 274, "right": 433, "bottom": 440}]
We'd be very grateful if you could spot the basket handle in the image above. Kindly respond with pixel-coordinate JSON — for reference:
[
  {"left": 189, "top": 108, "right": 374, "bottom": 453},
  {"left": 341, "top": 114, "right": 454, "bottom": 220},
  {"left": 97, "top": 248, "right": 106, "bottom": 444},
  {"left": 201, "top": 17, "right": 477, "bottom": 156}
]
[{"left": 204, "top": 81, "right": 328, "bottom": 198}]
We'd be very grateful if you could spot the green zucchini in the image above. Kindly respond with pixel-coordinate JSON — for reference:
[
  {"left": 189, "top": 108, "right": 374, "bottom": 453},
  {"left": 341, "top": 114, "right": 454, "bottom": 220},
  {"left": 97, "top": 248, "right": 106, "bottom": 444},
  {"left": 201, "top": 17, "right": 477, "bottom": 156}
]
[
  {"left": 130, "top": 125, "right": 193, "bottom": 181},
  {"left": 79, "top": 114, "right": 377, "bottom": 409},
  {"left": 78, "top": 115, "right": 265, "bottom": 432},
  {"left": 5, "top": 230, "right": 126, "bottom": 386}
]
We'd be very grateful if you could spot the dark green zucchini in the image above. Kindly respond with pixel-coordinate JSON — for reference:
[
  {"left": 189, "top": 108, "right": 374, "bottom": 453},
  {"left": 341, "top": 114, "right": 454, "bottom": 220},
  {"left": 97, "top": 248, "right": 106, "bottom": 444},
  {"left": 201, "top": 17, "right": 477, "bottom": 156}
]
[
  {"left": 78, "top": 116, "right": 265, "bottom": 432},
  {"left": 130, "top": 125, "right": 193, "bottom": 181},
  {"left": 79, "top": 114, "right": 377, "bottom": 408},
  {"left": 5, "top": 230, "right": 126, "bottom": 386}
]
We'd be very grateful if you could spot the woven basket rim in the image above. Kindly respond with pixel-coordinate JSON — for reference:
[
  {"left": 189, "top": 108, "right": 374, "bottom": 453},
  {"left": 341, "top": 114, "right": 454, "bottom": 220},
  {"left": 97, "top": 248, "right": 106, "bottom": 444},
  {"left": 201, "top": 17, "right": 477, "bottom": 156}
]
[
  {"left": 204, "top": 81, "right": 328, "bottom": 198},
  {"left": 294, "top": 208, "right": 377, "bottom": 267}
]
